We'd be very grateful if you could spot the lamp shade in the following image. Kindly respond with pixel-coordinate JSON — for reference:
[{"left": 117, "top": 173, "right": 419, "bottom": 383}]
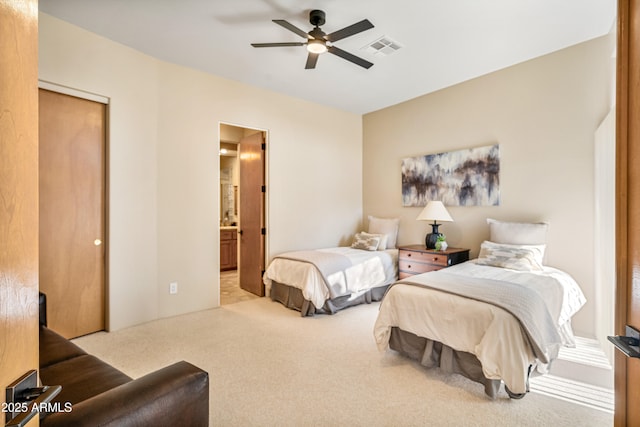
[{"left": 416, "top": 201, "right": 453, "bottom": 222}]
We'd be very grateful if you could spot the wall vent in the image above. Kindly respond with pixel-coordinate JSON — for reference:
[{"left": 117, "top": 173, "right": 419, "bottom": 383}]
[{"left": 362, "top": 36, "right": 403, "bottom": 56}]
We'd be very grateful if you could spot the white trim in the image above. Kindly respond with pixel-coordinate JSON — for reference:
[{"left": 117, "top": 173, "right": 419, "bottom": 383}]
[
  {"left": 530, "top": 375, "right": 613, "bottom": 413},
  {"left": 219, "top": 120, "right": 268, "bottom": 134},
  {"left": 38, "top": 80, "right": 109, "bottom": 104}
]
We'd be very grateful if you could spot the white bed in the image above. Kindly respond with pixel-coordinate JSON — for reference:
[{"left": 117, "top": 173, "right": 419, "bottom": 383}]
[
  {"left": 373, "top": 219, "right": 586, "bottom": 398},
  {"left": 264, "top": 216, "right": 401, "bottom": 316},
  {"left": 374, "top": 260, "right": 585, "bottom": 397},
  {"left": 264, "top": 246, "right": 398, "bottom": 315}
]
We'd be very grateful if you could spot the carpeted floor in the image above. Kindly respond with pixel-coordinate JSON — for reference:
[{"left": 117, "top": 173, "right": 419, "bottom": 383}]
[{"left": 73, "top": 297, "right": 614, "bottom": 427}]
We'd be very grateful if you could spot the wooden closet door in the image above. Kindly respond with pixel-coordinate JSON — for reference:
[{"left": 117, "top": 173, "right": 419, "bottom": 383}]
[{"left": 39, "top": 89, "right": 106, "bottom": 339}]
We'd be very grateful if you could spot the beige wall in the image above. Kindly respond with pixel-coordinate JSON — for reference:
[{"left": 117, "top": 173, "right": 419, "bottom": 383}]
[
  {"left": 39, "top": 13, "right": 363, "bottom": 329},
  {"left": 38, "top": 12, "right": 613, "bottom": 339},
  {"left": 39, "top": 14, "right": 161, "bottom": 330},
  {"left": 363, "top": 35, "right": 614, "bottom": 338}
]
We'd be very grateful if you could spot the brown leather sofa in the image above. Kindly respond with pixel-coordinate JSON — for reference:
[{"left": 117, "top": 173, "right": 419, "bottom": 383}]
[{"left": 38, "top": 293, "right": 209, "bottom": 426}]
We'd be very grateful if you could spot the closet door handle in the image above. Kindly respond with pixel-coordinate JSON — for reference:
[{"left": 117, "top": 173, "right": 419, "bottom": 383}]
[
  {"left": 608, "top": 325, "right": 640, "bottom": 358},
  {"left": 5, "top": 370, "right": 62, "bottom": 427}
]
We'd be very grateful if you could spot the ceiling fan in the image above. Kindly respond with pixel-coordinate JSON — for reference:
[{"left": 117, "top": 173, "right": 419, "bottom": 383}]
[{"left": 251, "top": 9, "right": 374, "bottom": 70}]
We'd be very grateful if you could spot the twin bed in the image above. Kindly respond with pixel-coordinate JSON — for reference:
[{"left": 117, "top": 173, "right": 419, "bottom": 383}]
[
  {"left": 263, "top": 216, "right": 401, "bottom": 316},
  {"left": 373, "top": 258, "right": 585, "bottom": 398},
  {"left": 263, "top": 217, "right": 586, "bottom": 399},
  {"left": 264, "top": 246, "right": 398, "bottom": 315}
]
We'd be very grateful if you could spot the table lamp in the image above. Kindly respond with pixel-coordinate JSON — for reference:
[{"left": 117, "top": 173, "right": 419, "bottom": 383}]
[{"left": 416, "top": 200, "right": 453, "bottom": 249}]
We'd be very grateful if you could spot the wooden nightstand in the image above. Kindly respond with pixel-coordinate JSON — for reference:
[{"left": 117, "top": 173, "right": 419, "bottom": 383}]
[{"left": 398, "top": 245, "right": 470, "bottom": 279}]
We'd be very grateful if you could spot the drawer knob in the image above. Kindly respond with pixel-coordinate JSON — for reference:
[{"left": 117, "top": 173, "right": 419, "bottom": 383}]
[
  {"left": 407, "top": 264, "right": 411, "bottom": 269},
  {"left": 407, "top": 253, "right": 412, "bottom": 257},
  {"left": 433, "top": 257, "right": 438, "bottom": 261}
]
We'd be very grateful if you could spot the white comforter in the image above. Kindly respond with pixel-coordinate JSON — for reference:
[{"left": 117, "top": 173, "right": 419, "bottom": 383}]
[
  {"left": 263, "top": 247, "right": 398, "bottom": 309},
  {"left": 373, "top": 260, "right": 586, "bottom": 394}
]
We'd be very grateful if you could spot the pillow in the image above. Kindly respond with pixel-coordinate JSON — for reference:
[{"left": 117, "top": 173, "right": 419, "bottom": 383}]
[
  {"left": 476, "top": 240, "right": 545, "bottom": 271},
  {"left": 351, "top": 232, "right": 381, "bottom": 251},
  {"left": 487, "top": 218, "right": 549, "bottom": 245},
  {"left": 368, "top": 216, "right": 400, "bottom": 249},
  {"left": 357, "top": 231, "right": 388, "bottom": 251}
]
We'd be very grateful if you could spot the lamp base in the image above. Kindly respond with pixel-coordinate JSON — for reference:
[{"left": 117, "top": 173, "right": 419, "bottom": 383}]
[{"left": 425, "top": 223, "right": 441, "bottom": 249}]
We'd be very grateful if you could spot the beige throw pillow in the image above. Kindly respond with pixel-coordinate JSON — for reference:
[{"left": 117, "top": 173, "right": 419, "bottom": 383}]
[
  {"left": 476, "top": 240, "right": 545, "bottom": 271},
  {"left": 351, "top": 232, "right": 381, "bottom": 251}
]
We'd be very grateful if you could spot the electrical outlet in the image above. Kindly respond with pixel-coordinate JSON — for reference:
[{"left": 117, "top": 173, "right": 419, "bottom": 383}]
[{"left": 169, "top": 282, "right": 178, "bottom": 294}]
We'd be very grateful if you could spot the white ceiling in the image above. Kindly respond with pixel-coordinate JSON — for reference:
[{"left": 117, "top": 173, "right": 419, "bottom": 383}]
[{"left": 39, "top": 0, "right": 616, "bottom": 114}]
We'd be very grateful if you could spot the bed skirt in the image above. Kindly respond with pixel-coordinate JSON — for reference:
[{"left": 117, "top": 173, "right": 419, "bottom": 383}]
[
  {"left": 388, "top": 327, "right": 514, "bottom": 399},
  {"left": 269, "top": 281, "right": 389, "bottom": 316}
]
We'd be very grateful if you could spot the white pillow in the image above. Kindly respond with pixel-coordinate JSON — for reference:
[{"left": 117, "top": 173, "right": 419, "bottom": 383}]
[
  {"left": 476, "top": 240, "right": 545, "bottom": 271},
  {"left": 356, "top": 231, "right": 388, "bottom": 251},
  {"left": 487, "top": 218, "right": 548, "bottom": 245},
  {"left": 368, "top": 216, "right": 400, "bottom": 249},
  {"left": 351, "top": 232, "right": 381, "bottom": 251}
]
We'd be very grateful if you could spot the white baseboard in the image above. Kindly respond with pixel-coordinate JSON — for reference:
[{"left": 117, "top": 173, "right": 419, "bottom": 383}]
[
  {"left": 528, "top": 337, "right": 614, "bottom": 413},
  {"left": 530, "top": 374, "right": 614, "bottom": 413},
  {"left": 550, "top": 336, "right": 613, "bottom": 389}
]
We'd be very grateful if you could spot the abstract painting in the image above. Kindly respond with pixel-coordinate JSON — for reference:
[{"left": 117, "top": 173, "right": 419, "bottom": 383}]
[{"left": 401, "top": 144, "right": 500, "bottom": 206}]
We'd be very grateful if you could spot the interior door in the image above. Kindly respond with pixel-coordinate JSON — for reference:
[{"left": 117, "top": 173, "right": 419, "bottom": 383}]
[
  {"left": 39, "top": 89, "right": 106, "bottom": 339},
  {"left": 238, "top": 132, "right": 265, "bottom": 296},
  {"left": 0, "top": 1, "right": 40, "bottom": 425},
  {"left": 614, "top": 0, "right": 640, "bottom": 425}
]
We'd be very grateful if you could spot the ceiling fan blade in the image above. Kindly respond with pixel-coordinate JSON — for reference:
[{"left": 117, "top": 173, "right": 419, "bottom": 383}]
[
  {"left": 273, "top": 19, "right": 310, "bottom": 39},
  {"left": 251, "top": 42, "right": 305, "bottom": 48},
  {"left": 327, "top": 46, "right": 373, "bottom": 69},
  {"left": 326, "top": 19, "right": 374, "bottom": 42},
  {"left": 305, "top": 52, "right": 319, "bottom": 69}
]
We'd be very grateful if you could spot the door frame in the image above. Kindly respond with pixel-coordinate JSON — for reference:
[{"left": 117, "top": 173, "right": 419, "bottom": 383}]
[
  {"left": 0, "top": 1, "right": 39, "bottom": 423},
  {"left": 218, "top": 121, "right": 269, "bottom": 300},
  {"left": 39, "top": 80, "right": 111, "bottom": 331}
]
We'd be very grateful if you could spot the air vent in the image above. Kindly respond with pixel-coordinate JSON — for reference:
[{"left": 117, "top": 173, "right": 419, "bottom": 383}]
[{"left": 362, "top": 36, "right": 403, "bottom": 56}]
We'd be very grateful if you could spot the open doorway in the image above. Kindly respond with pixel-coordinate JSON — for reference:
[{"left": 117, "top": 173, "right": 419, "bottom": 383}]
[{"left": 219, "top": 123, "right": 267, "bottom": 305}]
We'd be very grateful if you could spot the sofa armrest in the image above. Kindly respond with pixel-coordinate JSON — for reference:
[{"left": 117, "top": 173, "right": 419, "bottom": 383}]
[{"left": 41, "top": 361, "right": 209, "bottom": 427}]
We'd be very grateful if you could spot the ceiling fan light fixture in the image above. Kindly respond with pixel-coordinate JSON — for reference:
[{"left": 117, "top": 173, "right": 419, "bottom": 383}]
[
  {"left": 252, "top": 10, "right": 373, "bottom": 69},
  {"left": 306, "top": 39, "right": 327, "bottom": 54}
]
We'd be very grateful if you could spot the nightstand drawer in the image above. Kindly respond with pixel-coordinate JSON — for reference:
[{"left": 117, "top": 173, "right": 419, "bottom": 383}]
[
  {"left": 397, "top": 246, "right": 470, "bottom": 278},
  {"left": 399, "top": 250, "right": 448, "bottom": 266},
  {"left": 399, "top": 260, "right": 443, "bottom": 274}
]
